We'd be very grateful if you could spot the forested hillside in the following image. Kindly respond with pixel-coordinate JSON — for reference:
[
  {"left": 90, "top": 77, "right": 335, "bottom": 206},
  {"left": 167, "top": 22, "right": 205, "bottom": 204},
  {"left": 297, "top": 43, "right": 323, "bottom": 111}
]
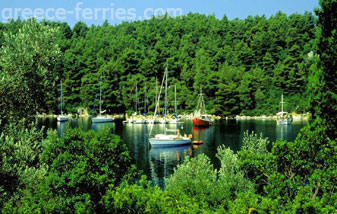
[
  {"left": 0, "top": 12, "right": 316, "bottom": 117},
  {"left": 1, "top": 0, "right": 337, "bottom": 212}
]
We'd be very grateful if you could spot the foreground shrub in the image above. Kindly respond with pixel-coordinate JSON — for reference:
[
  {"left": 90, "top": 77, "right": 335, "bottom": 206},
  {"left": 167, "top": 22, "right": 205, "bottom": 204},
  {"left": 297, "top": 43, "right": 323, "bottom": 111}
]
[
  {"left": 217, "top": 146, "right": 254, "bottom": 200},
  {"left": 2, "top": 125, "right": 136, "bottom": 213},
  {"left": 166, "top": 146, "right": 254, "bottom": 211},
  {"left": 241, "top": 131, "right": 270, "bottom": 155},
  {"left": 0, "top": 121, "right": 45, "bottom": 207},
  {"left": 102, "top": 176, "right": 208, "bottom": 214}
]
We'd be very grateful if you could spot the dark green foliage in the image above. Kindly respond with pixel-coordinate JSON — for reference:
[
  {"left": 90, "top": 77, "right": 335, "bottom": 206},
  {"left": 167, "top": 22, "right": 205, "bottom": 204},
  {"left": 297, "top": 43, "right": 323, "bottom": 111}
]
[
  {"left": 0, "top": 121, "right": 45, "bottom": 209},
  {"left": 1, "top": 125, "right": 136, "bottom": 213},
  {"left": 0, "top": 12, "right": 316, "bottom": 117},
  {"left": 313, "top": 0, "right": 337, "bottom": 139},
  {"left": 0, "top": 19, "right": 62, "bottom": 125},
  {"left": 2, "top": 2, "right": 337, "bottom": 213},
  {"left": 102, "top": 176, "right": 206, "bottom": 213}
]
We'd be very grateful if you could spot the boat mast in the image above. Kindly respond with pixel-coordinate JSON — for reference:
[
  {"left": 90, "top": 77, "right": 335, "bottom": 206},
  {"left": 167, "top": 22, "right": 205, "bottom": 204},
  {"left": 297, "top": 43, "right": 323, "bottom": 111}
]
[
  {"left": 198, "top": 87, "right": 206, "bottom": 115},
  {"left": 174, "top": 84, "right": 177, "bottom": 114},
  {"left": 280, "top": 94, "right": 284, "bottom": 113},
  {"left": 99, "top": 77, "right": 102, "bottom": 116},
  {"left": 60, "top": 80, "right": 63, "bottom": 115},
  {"left": 135, "top": 85, "right": 138, "bottom": 114},
  {"left": 149, "top": 70, "right": 166, "bottom": 137},
  {"left": 144, "top": 83, "right": 147, "bottom": 114},
  {"left": 165, "top": 65, "right": 168, "bottom": 116},
  {"left": 155, "top": 77, "right": 158, "bottom": 112}
]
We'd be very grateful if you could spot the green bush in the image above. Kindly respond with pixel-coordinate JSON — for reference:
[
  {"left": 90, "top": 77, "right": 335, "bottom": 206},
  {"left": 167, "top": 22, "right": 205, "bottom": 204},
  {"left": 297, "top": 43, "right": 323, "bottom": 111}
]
[
  {"left": 241, "top": 131, "right": 270, "bottom": 155},
  {"left": 238, "top": 131, "right": 273, "bottom": 195},
  {"left": 102, "top": 175, "right": 209, "bottom": 214},
  {"left": 2, "top": 125, "right": 137, "bottom": 213},
  {"left": 0, "top": 121, "right": 46, "bottom": 207},
  {"left": 165, "top": 154, "right": 224, "bottom": 209}
]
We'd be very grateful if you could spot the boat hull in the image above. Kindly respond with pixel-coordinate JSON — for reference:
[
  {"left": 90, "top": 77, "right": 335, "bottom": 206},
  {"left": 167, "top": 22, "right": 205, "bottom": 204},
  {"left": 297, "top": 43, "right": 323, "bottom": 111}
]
[
  {"left": 192, "top": 118, "right": 211, "bottom": 126},
  {"left": 149, "top": 138, "right": 191, "bottom": 148},
  {"left": 92, "top": 117, "right": 114, "bottom": 123},
  {"left": 57, "top": 116, "right": 68, "bottom": 122},
  {"left": 134, "top": 120, "right": 146, "bottom": 124},
  {"left": 277, "top": 119, "right": 292, "bottom": 125},
  {"left": 168, "top": 119, "right": 180, "bottom": 124}
]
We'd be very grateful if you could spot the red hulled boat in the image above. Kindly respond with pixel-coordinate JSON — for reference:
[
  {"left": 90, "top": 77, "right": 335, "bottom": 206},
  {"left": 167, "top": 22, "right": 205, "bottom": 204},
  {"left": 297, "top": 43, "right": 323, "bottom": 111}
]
[
  {"left": 192, "top": 116, "right": 212, "bottom": 126},
  {"left": 192, "top": 89, "right": 212, "bottom": 127}
]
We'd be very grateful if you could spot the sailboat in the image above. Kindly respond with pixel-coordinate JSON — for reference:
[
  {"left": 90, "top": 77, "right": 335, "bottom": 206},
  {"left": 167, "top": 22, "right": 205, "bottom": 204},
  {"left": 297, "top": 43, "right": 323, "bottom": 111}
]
[
  {"left": 168, "top": 84, "right": 180, "bottom": 124},
  {"left": 57, "top": 80, "right": 68, "bottom": 122},
  {"left": 192, "top": 88, "right": 212, "bottom": 126},
  {"left": 134, "top": 85, "right": 146, "bottom": 124},
  {"left": 148, "top": 77, "right": 159, "bottom": 125},
  {"left": 92, "top": 77, "right": 114, "bottom": 123},
  {"left": 276, "top": 94, "right": 293, "bottom": 125},
  {"left": 149, "top": 65, "right": 191, "bottom": 148}
]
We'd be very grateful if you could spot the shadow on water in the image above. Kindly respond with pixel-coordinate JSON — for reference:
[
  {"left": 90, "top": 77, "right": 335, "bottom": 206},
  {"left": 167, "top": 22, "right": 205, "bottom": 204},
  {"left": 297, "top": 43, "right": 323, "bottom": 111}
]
[{"left": 38, "top": 118, "right": 307, "bottom": 188}]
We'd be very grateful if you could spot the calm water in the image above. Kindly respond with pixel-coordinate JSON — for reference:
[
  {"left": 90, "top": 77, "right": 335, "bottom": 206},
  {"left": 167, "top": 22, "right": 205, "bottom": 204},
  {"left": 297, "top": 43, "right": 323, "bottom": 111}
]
[{"left": 38, "top": 118, "right": 307, "bottom": 187}]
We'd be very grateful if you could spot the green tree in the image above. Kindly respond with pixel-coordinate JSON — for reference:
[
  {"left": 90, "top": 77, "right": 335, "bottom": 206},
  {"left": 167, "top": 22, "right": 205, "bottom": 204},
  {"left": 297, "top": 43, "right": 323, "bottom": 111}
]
[
  {"left": 0, "top": 121, "right": 46, "bottom": 208},
  {"left": 3, "top": 125, "right": 137, "bottom": 213},
  {"left": 0, "top": 19, "right": 62, "bottom": 124},
  {"left": 314, "top": 0, "right": 337, "bottom": 139}
]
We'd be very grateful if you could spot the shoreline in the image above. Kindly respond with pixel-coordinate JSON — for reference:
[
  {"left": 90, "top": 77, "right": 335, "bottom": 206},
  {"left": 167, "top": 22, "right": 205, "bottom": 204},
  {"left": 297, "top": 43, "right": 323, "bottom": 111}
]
[
  {"left": 37, "top": 113, "right": 310, "bottom": 121},
  {"left": 234, "top": 113, "right": 310, "bottom": 121}
]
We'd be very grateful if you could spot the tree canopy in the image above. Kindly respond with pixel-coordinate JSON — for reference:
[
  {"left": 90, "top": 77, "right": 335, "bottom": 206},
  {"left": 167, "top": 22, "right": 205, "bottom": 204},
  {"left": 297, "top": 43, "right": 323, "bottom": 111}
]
[{"left": 0, "top": 12, "right": 317, "bottom": 118}]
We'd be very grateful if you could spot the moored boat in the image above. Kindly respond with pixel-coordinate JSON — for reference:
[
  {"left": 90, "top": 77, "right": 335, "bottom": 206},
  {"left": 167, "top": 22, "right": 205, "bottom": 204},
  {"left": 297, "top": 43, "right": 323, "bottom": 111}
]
[
  {"left": 276, "top": 94, "right": 293, "bottom": 125},
  {"left": 92, "top": 116, "right": 114, "bottom": 123},
  {"left": 192, "top": 89, "right": 212, "bottom": 127},
  {"left": 92, "top": 77, "right": 114, "bottom": 123},
  {"left": 192, "top": 115, "right": 212, "bottom": 126},
  {"left": 57, "top": 80, "right": 68, "bottom": 122},
  {"left": 148, "top": 64, "right": 192, "bottom": 148},
  {"left": 57, "top": 115, "right": 69, "bottom": 122},
  {"left": 149, "top": 131, "right": 191, "bottom": 148}
]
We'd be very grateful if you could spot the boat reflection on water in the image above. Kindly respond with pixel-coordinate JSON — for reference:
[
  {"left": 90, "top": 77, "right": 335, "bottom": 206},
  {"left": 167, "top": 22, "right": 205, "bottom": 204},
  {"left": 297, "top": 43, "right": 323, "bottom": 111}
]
[
  {"left": 276, "top": 124, "right": 293, "bottom": 141},
  {"left": 123, "top": 123, "right": 150, "bottom": 169},
  {"left": 57, "top": 121, "right": 67, "bottom": 137},
  {"left": 77, "top": 117, "right": 92, "bottom": 132},
  {"left": 191, "top": 126, "right": 215, "bottom": 151},
  {"left": 92, "top": 121, "right": 114, "bottom": 132},
  {"left": 149, "top": 145, "right": 192, "bottom": 187}
]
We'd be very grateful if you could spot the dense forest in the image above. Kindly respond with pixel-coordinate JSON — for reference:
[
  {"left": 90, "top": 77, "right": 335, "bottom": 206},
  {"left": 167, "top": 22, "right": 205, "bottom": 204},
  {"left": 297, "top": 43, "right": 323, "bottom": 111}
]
[
  {"left": 1, "top": 0, "right": 337, "bottom": 212},
  {"left": 0, "top": 11, "right": 317, "bottom": 120}
]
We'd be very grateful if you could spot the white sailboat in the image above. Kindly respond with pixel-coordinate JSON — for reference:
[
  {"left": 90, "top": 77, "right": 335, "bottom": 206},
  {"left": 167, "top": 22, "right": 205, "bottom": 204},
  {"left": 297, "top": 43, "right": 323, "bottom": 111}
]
[
  {"left": 57, "top": 80, "right": 68, "bottom": 122},
  {"left": 92, "top": 77, "right": 114, "bottom": 123},
  {"left": 147, "top": 77, "right": 159, "bottom": 125},
  {"left": 133, "top": 85, "right": 146, "bottom": 124},
  {"left": 276, "top": 94, "right": 293, "bottom": 125},
  {"left": 149, "top": 132, "right": 191, "bottom": 148},
  {"left": 149, "top": 65, "right": 191, "bottom": 148},
  {"left": 168, "top": 84, "right": 180, "bottom": 124}
]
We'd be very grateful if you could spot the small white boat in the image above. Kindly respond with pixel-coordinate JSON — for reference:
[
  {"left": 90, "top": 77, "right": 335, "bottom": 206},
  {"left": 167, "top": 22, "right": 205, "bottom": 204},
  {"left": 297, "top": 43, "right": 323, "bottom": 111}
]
[
  {"left": 276, "top": 94, "right": 293, "bottom": 125},
  {"left": 92, "top": 77, "right": 114, "bottom": 123},
  {"left": 149, "top": 134, "right": 191, "bottom": 148},
  {"left": 159, "top": 118, "right": 167, "bottom": 124},
  {"left": 134, "top": 118, "right": 146, "bottom": 124},
  {"left": 57, "top": 80, "right": 68, "bottom": 122},
  {"left": 92, "top": 116, "right": 114, "bottom": 123},
  {"left": 57, "top": 115, "right": 68, "bottom": 122},
  {"left": 147, "top": 119, "right": 156, "bottom": 124},
  {"left": 168, "top": 118, "right": 180, "bottom": 124}
]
